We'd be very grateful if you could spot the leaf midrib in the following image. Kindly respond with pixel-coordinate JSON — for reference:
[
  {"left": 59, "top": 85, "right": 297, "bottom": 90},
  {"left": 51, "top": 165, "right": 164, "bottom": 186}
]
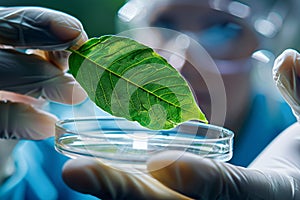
[{"left": 70, "top": 48, "right": 190, "bottom": 111}]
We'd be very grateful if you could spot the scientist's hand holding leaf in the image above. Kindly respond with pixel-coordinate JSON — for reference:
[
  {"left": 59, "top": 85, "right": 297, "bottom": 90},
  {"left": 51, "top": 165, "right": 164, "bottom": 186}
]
[
  {"left": 0, "top": 7, "right": 87, "bottom": 185},
  {"left": 68, "top": 35, "right": 207, "bottom": 130},
  {"left": 0, "top": 6, "right": 88, "bottom": 140}
]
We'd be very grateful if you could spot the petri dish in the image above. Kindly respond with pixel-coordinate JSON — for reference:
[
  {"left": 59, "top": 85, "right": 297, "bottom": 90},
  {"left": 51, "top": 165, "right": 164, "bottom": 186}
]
[{"left": 55, "top": 117, "right": 234, "bottom": 170}]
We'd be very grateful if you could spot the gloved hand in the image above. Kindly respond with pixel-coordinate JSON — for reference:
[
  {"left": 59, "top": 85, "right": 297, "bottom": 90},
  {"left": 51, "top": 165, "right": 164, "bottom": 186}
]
[
  {"left": 0, "top": 6, "right": 87, "bottom": 184},
  {"left": 62, "top": 49, "right": 300, "bottom": 200},
  {"left": 273, "top": 49, "right": 300, "bottom": 121}
]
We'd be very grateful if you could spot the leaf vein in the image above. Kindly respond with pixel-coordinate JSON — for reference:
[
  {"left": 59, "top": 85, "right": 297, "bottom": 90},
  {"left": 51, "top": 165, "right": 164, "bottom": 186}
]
[{"left": 72, "top": 50, "right": 185, "bottom": 110}]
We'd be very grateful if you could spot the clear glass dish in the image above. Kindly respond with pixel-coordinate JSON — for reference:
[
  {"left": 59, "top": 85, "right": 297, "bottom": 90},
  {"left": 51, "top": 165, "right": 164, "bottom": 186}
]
[{"left": 55, "top": 117, "right": 234, "bottom": 170}]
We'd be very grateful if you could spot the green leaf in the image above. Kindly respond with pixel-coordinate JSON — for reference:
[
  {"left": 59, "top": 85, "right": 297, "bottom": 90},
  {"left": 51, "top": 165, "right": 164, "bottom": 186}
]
[{"left": 68, "top": 35, "right": 207, "bottom": 129}]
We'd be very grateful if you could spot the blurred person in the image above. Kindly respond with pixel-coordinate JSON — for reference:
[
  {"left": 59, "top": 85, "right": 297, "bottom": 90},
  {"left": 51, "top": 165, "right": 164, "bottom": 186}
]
[
  {"left": 114, "top": 0, "right": 298, "bottom": 166},
  {"left": 0, "top": 2, "right": 299, "bottom": 200}
]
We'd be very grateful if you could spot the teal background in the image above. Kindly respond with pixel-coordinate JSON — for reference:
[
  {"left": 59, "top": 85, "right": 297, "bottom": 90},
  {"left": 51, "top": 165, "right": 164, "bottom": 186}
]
[{"left": 0, "top": 0, "right": 125, "bottom": 37}]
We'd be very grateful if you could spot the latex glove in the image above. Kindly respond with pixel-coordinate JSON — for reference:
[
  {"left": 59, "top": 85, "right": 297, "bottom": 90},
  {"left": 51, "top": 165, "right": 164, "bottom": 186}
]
[
  {"left": 62, "top": 49, "right": 300, "bottom": 200},
  {"left": 0, "top": 6, "right": 88, "bottom": 140},
  {"left": 273, "top": 49, "right": 300, "bottom": 121},
  {"left": 0, "top": 6, "right": 87, "bottom": 184}
]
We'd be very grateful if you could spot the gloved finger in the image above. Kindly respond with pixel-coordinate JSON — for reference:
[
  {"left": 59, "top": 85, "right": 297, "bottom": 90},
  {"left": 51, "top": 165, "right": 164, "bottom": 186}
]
[
  {"left": 0, "top": 6, "right": 88, "bottom": 71},
  {"left": 62, "top": 158, "right": 191, "bottom": 200},
  {"left": 0, "top": 91, "right": 58, "bottom": 140},
  {"left": 0, "top": 49, "right": 87, "bottom": 104},
  {"left": 41, "top": 72, "right": 87, "bottom": 104},
  {"left": 147, "top": 151, "right": 297, "bottom": 200},
  {"left": 0, "top": 6, "right": 85, "bottom": 50},
  {"left": 273, "top": 49, "right": 300, "bottom": 119},
  {"left": 27, "top": 49, "right": 72, "bottom": 71},
  {"left": 27, "top": 30, "right": 88, "bottom": 71}
]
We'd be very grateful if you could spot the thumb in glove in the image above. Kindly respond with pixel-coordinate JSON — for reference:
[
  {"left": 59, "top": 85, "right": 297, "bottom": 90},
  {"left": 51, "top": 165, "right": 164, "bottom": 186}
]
[
  {"left": 62, "top": 158, "right": 191, "bottom": 200},
  {"left": 0, "top": 91, "right": 57, "bottom": 140}
]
